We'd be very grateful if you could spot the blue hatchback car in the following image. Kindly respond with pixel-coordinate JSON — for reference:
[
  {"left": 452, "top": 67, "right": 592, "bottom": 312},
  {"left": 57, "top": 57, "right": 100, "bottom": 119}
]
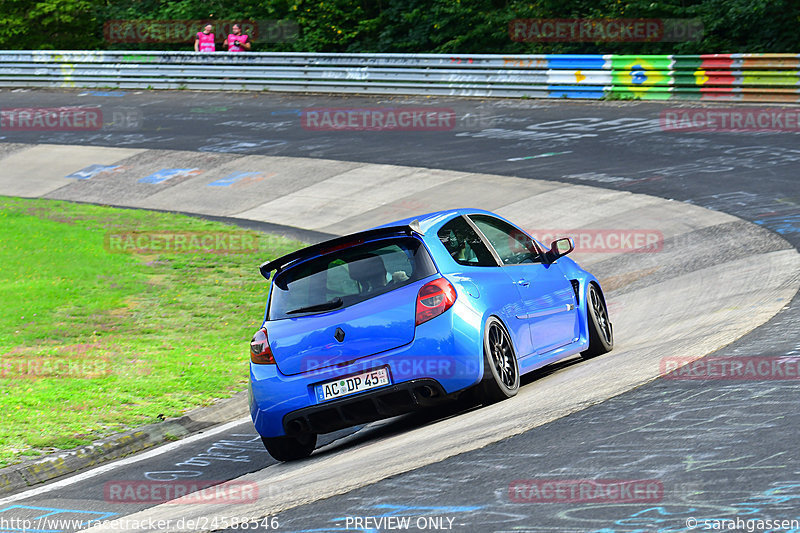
[{"left": 249, "top": 209, "right": 613, "bottom": 461}]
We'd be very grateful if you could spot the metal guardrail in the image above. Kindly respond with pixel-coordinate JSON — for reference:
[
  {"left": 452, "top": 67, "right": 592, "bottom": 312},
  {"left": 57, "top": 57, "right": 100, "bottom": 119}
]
[{"left": 1, "top": 51, "right": 798, "bottom": 102}]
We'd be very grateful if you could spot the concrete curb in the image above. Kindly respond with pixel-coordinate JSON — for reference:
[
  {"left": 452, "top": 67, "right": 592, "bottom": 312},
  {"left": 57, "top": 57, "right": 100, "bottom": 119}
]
[{"left": 0, "top": 390, "right": 247, "bottom": 497}]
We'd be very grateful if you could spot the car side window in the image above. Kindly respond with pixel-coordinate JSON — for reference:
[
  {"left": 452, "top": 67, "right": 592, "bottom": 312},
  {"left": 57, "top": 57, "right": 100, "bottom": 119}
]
[
  {"left": 437, "top": 216, "right": 497, "bottom": 267},
  {"left": 468, "top": 214, "right": 542, "bottom": 265}
]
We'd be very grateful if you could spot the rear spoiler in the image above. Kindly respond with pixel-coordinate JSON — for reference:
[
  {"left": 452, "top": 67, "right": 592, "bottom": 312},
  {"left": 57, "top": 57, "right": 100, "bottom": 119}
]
[{"left": 259, "top": 220, "right": 423, "bottom": 280}]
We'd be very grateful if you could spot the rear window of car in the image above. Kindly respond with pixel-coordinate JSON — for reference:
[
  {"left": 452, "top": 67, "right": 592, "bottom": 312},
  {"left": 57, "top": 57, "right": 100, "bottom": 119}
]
[{"left": 268, "top": 237, "right": 437, "bottom": 320}]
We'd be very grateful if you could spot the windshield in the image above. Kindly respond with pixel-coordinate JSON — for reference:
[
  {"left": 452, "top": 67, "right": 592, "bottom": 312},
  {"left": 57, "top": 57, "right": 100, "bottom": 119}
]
[{"left": 268, "top": 237, "right": 437, "bottom": 320}]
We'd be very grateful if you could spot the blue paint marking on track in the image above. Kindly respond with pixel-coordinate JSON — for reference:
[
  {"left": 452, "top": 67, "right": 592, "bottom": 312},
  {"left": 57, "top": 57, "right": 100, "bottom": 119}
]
[
  {"left": 755, "top": 214, "right": 800, "bottom": 234},
  {"left": 283, "top": 529, "right": 377, "bottom": 533},
  {"left": 282, "top": 527, "right": 381, "bottom": 533},
  {"left": 270, "top": 109, "right": 302, "bottom": 117},
  {"left": 331, "top": 503, "right": 483, "bottom": 522},
  {"left": 0, "top": 505, "right": 116, "bottom": 532},
  {"left": 138, "top": 168, "right": 199, "bottom": 184},
  {"left": 89, "top": 91, "right": 126, "bottom": 97},
  {"left": 208, "top": 171, "right": 261, "bottom": 186},
  {"left": 579, "top": 482, "right": 800, "bottom": 533},
  {"left": 370, "top": 503, "right": 483, "bottom": 514},
  {"left": 65, "top": 164, "right": 120, "bottom": 180}
]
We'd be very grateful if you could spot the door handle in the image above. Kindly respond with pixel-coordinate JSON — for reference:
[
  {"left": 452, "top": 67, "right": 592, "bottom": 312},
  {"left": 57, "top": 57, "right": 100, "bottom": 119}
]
[{"left": 516, "top": 279, "right": 530, "bottom": 287}]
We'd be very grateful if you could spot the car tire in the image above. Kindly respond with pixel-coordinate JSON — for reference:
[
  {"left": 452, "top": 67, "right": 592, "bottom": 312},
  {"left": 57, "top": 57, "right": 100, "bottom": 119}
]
[
  {"left": 261, "top": 433, "right": 317, "bottom": 462},
  {"left": 480, "top": 317, "right": 520, "bottom": 404},
  {"left": 581, "top": 283, "right": 614, "bottom": 360}
]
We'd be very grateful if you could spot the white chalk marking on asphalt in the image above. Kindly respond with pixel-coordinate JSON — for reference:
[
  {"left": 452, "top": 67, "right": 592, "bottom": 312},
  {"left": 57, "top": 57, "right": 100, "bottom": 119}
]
[
  {"left": 506, "top": 151, "right": 572, "bottom": 161},
  {"left": 0, "top": 416, "right": 252, "bottom": 506}
]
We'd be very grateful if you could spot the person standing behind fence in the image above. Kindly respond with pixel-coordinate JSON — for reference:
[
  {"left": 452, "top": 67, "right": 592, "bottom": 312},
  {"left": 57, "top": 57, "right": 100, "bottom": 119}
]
[
  {"left": 194, "top": 24, "right": 216, "bottom": 52},
  {"left": 225, "top": 24, "right": 251, "bottom": 51}
]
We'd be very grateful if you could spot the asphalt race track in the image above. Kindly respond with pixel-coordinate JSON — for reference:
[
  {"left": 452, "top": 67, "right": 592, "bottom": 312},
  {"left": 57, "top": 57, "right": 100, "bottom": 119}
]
[{"left": 1, "top": 89, "right": 799, "bottom": 533}]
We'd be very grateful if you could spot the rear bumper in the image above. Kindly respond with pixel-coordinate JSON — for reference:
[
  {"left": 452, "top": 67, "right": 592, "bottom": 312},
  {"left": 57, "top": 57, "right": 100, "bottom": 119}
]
[
  {"left": 282, "top": 378, "right": 448, "bottom": 435},
  {"left": 249, "top": 307, "right": 484, "bottom": 437}
]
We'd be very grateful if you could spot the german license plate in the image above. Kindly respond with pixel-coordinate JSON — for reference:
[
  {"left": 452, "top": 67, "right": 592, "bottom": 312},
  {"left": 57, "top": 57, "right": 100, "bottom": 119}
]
[{"left": 315, "top": 367, "right": 391, "bottom": 402}]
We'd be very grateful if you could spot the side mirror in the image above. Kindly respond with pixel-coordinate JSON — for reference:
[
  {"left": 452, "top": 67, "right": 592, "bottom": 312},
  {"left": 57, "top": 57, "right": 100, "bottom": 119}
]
[{"left": 546, "top": 237, "right": 574, "bottom": 262}]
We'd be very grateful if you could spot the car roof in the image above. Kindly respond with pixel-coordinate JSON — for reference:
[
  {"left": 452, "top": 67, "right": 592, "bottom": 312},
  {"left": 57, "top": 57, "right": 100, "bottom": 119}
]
[
  {"left": 259, "top": 209, "right": 510, "bottom": 279},
  {"left": 370, "top": 208, "right": 498, "bottom": 235}
]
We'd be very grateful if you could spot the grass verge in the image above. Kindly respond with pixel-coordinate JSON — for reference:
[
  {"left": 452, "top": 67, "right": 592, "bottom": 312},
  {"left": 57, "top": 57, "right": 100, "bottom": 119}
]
[{"left": 0, "top": 196, "right": 302, "bottom": 468}]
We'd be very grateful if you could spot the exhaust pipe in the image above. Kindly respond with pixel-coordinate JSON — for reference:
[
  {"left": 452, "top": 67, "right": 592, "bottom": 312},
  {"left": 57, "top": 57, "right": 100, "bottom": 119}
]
[
  {"left": 416, "top": 385, "right": 437, "bottom": 399},
  {"left": 286, "top": 419, "right": 305, "bottom": 434}
]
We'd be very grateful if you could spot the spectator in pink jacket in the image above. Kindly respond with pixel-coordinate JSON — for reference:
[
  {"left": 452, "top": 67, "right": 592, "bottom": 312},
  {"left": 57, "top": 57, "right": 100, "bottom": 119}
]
[
  {"left": 225, "top": 24, "right": 251, "bottom": 52},
  {"left": 194, "top": 24, "right": 216, "bottom": 52}
]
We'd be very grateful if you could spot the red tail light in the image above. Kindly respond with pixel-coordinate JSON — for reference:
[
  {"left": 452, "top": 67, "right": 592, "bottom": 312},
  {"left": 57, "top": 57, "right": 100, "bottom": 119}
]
[
  {"left": 415, "top": 277, "right": 457, "bottom": 326},
  {"left": 250, "top": 328, "right": 275, "bottom": 364}
]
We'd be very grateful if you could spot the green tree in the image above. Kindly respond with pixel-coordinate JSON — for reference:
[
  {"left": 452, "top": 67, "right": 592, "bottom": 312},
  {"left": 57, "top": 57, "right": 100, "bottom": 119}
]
[
  {"left": 0, "top": 0, "right": 797, "bottom": 53},
  {"left": 0, "top": 0, "right": 105, "bottom": 49}
]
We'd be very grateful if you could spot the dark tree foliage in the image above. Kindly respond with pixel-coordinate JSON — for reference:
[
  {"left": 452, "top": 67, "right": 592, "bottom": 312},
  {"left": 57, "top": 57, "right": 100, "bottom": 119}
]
[
  {"left": 0, "top": 0, "right": 106, "bottom": 49},
  {"left": 0, "top": 0, "right": 797, "bottom": 53}
]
